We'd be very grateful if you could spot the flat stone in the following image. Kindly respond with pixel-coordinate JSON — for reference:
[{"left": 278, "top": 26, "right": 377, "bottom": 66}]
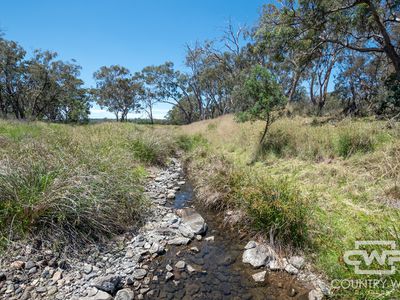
[
  {"left": 83, "top": 290, "right": 113, "bottom": 300},
  {"left": 205, "top": 236, "right": 214, "bottom": 242},
  {"left": 10, "top": 260, "right": 25, "bottom": 270},
  {"left": 92, "top": 275, "right": 121, "bottom": 294},
  {"left": 285, "top": 264, "right": 299, "bottom": 275},
  {"left": 252, "top": 270, "right": 267, "bottom": 282},
  {"left": 115, "top": 288, "right": 134, "bottom": 300},
  {"left": 36, "top": 286, "right": 47, "bottom": 293},
  {"left": 289, "top": 256, "right": 305, "bottom": 269},
  {"left": 242, "top": 244, "right": 276, "bottom": 268},
  {"left": 132, "top": 269, "right": 147, "bottom": 280},
  {"left": 166, "top": 264, "right": 173, "bottom": 272},
  {"left": 52, "top": 270, "right": 63, "bottom": 281},
  {"left": 25, "top": 260, "right": 35, "bottom": 270},
  {"left": 175, "top": 261, "right": 186, "bottom": 269},
  {"left": 168, "top": 237, "right": 190, "bottom": 245}
]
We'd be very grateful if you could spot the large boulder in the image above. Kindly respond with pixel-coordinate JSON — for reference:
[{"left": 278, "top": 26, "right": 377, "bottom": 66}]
[
  {"left": 242, "top": 243, "right": 276, "bottom": 268},
  {"left": 179, "top": 208, "right": 207, "bottom": 235}
]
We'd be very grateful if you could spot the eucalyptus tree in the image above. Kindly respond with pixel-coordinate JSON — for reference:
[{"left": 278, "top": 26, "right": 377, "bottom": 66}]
[{"left": 93, "top": 65, "right": 143, "bottom": 122}]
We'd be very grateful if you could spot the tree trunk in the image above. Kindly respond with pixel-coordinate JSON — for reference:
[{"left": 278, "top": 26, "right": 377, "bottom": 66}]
[
  {"left": 259, "top": 113, "right": 271, "bottom": 145},
  {"left": 365, "top": 0, "right": 400, "bottom": 79}
]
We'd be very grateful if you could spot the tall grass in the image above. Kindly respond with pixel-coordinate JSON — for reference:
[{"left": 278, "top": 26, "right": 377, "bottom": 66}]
[{"left": 0, "top": 121, "right": 177, "bottom": 249}]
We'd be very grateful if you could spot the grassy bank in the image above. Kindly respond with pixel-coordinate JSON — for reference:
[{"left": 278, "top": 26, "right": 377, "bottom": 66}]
[
  {"left": 179, "top": 115, "right": 400, "bottom": 299},
  {"left": 0, "top": 121, "right": 177, "bottom": 250}
]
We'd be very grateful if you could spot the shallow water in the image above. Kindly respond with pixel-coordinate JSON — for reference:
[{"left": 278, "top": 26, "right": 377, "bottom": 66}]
[{"left": 146, "top": 179, "right": 311, "bottom": 300}]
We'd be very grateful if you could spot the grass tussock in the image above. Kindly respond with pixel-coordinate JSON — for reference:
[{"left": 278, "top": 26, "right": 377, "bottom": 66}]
[{"left": 0, "top": 121, "right": 177, "bottom": 249}]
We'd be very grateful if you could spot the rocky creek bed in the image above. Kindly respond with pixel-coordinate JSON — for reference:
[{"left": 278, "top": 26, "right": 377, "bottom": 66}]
[{"left": 0, "top": 159, "right": 328, "bottom": 300}]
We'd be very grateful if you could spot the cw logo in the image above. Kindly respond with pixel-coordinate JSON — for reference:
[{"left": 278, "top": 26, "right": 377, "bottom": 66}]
[{"left": 344, "top": 241, "right": 400, "bottom": 275}]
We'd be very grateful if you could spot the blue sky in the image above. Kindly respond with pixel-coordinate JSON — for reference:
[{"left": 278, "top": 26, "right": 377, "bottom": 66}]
[{"left": 0, "top": 0, "right": 265, "bottom": 119}]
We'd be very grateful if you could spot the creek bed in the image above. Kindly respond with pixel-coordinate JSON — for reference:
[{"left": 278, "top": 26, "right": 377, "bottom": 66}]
[{"left": 146, "top": 178, "right": 311, "bottom": 300}]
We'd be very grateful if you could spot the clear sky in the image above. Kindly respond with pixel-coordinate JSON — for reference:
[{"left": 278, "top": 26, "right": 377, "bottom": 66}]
[{"left": 0, "top": 0, "right": 266, "bottom": 119}]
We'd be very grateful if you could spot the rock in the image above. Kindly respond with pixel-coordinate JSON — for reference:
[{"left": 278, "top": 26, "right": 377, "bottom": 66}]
[
  {"left": 167, "top": 192, "right": 176, "bottom": 199},
  {"left": 242, "top": 244, "right": 276, "bottom": 268},
  {"left": 190, "top": 246, "right": 199, "bottom": 253},
  {"left": 25, "top": 260, "right": 35, "bottom": 270},
  {"left": 0, "top": 272, "right": 6, "bottom": 281},
  {"left": 115, "top": 288, "right": 134, "bottom": 300},
  {"left": 244, "top": 241, "right": 257, "bottom": 249},
  {"left": 52, "top": 270, "right": 63, "bottom": 281},
  {"left": 168, "top": 237, "right": 190, "bottom": 245},
  {"left": 47, "top": 286, "right": 58, "bottom": 295},
  {"left": 289, "top": 256, "right": 305, "bottom": 269},
  {"left": 36, "top": 286, "right": 47, "bottom": 293},
  {"left": 175, "top": 261, "right": 186, "bottom": 269},
  {"left": 149, "top": 242, "right": 164, "bottom": 254},
  {"left": 83, "top": 290, "right": 113, "bottom": 300},
  {"left": 166, "top": 264, "right": 173, "bottom": 272},
  {"left": 83, "top": 264, "right": 93, "bottom": 274},
  {"left": 308, "top": 289, "right": 324, "bottom": 300},
  {"left": 285, "top": 264, "right": 299, "bottom": 275},
  {"left": 165, "top": 272, "right": 174, "bottom": 281},
  {"left": 178, "top": 225, "right": 195, "bottom": 239},
  {"left": 132, "top": 269, "right": 147, "bottom": 280},
  {"left": 28, "top": 267, "right": 37, "bottom": 274},
  {"left": 186, "top": 264, "right": 196, "bottom": 274},
  {"left": 205, "top": 236, "right": 214, "bottom": 242},
  {"left": 252, "top": 270, "right": 267, "bottom": 282},
  {"left": 195, "top": 235, "right": 202, "bottom": 241},
  {"left": 269, "top": 258, "right": 287, "bottom": 271},
  {"left": 10, "top": 260, "right": 25, "bottom": 270},
  {"left": 179, "top": 208, "right": 207, "bottom": 235},
  {"left": 92, "top": 275, "right": 121, "bottom": 294},
  {"left": 178, "top": 181, "right": 185, "bottom": 185}
]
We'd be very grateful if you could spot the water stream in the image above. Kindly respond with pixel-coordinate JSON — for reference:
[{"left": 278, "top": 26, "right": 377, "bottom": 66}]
[{"left": 147, "top": 178, "right": 311, "bottom": 300}]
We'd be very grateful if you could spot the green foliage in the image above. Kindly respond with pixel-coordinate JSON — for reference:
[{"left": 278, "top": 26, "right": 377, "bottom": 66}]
[{"left": 240, "top": 65, "right": 286, "bottom": 122}]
